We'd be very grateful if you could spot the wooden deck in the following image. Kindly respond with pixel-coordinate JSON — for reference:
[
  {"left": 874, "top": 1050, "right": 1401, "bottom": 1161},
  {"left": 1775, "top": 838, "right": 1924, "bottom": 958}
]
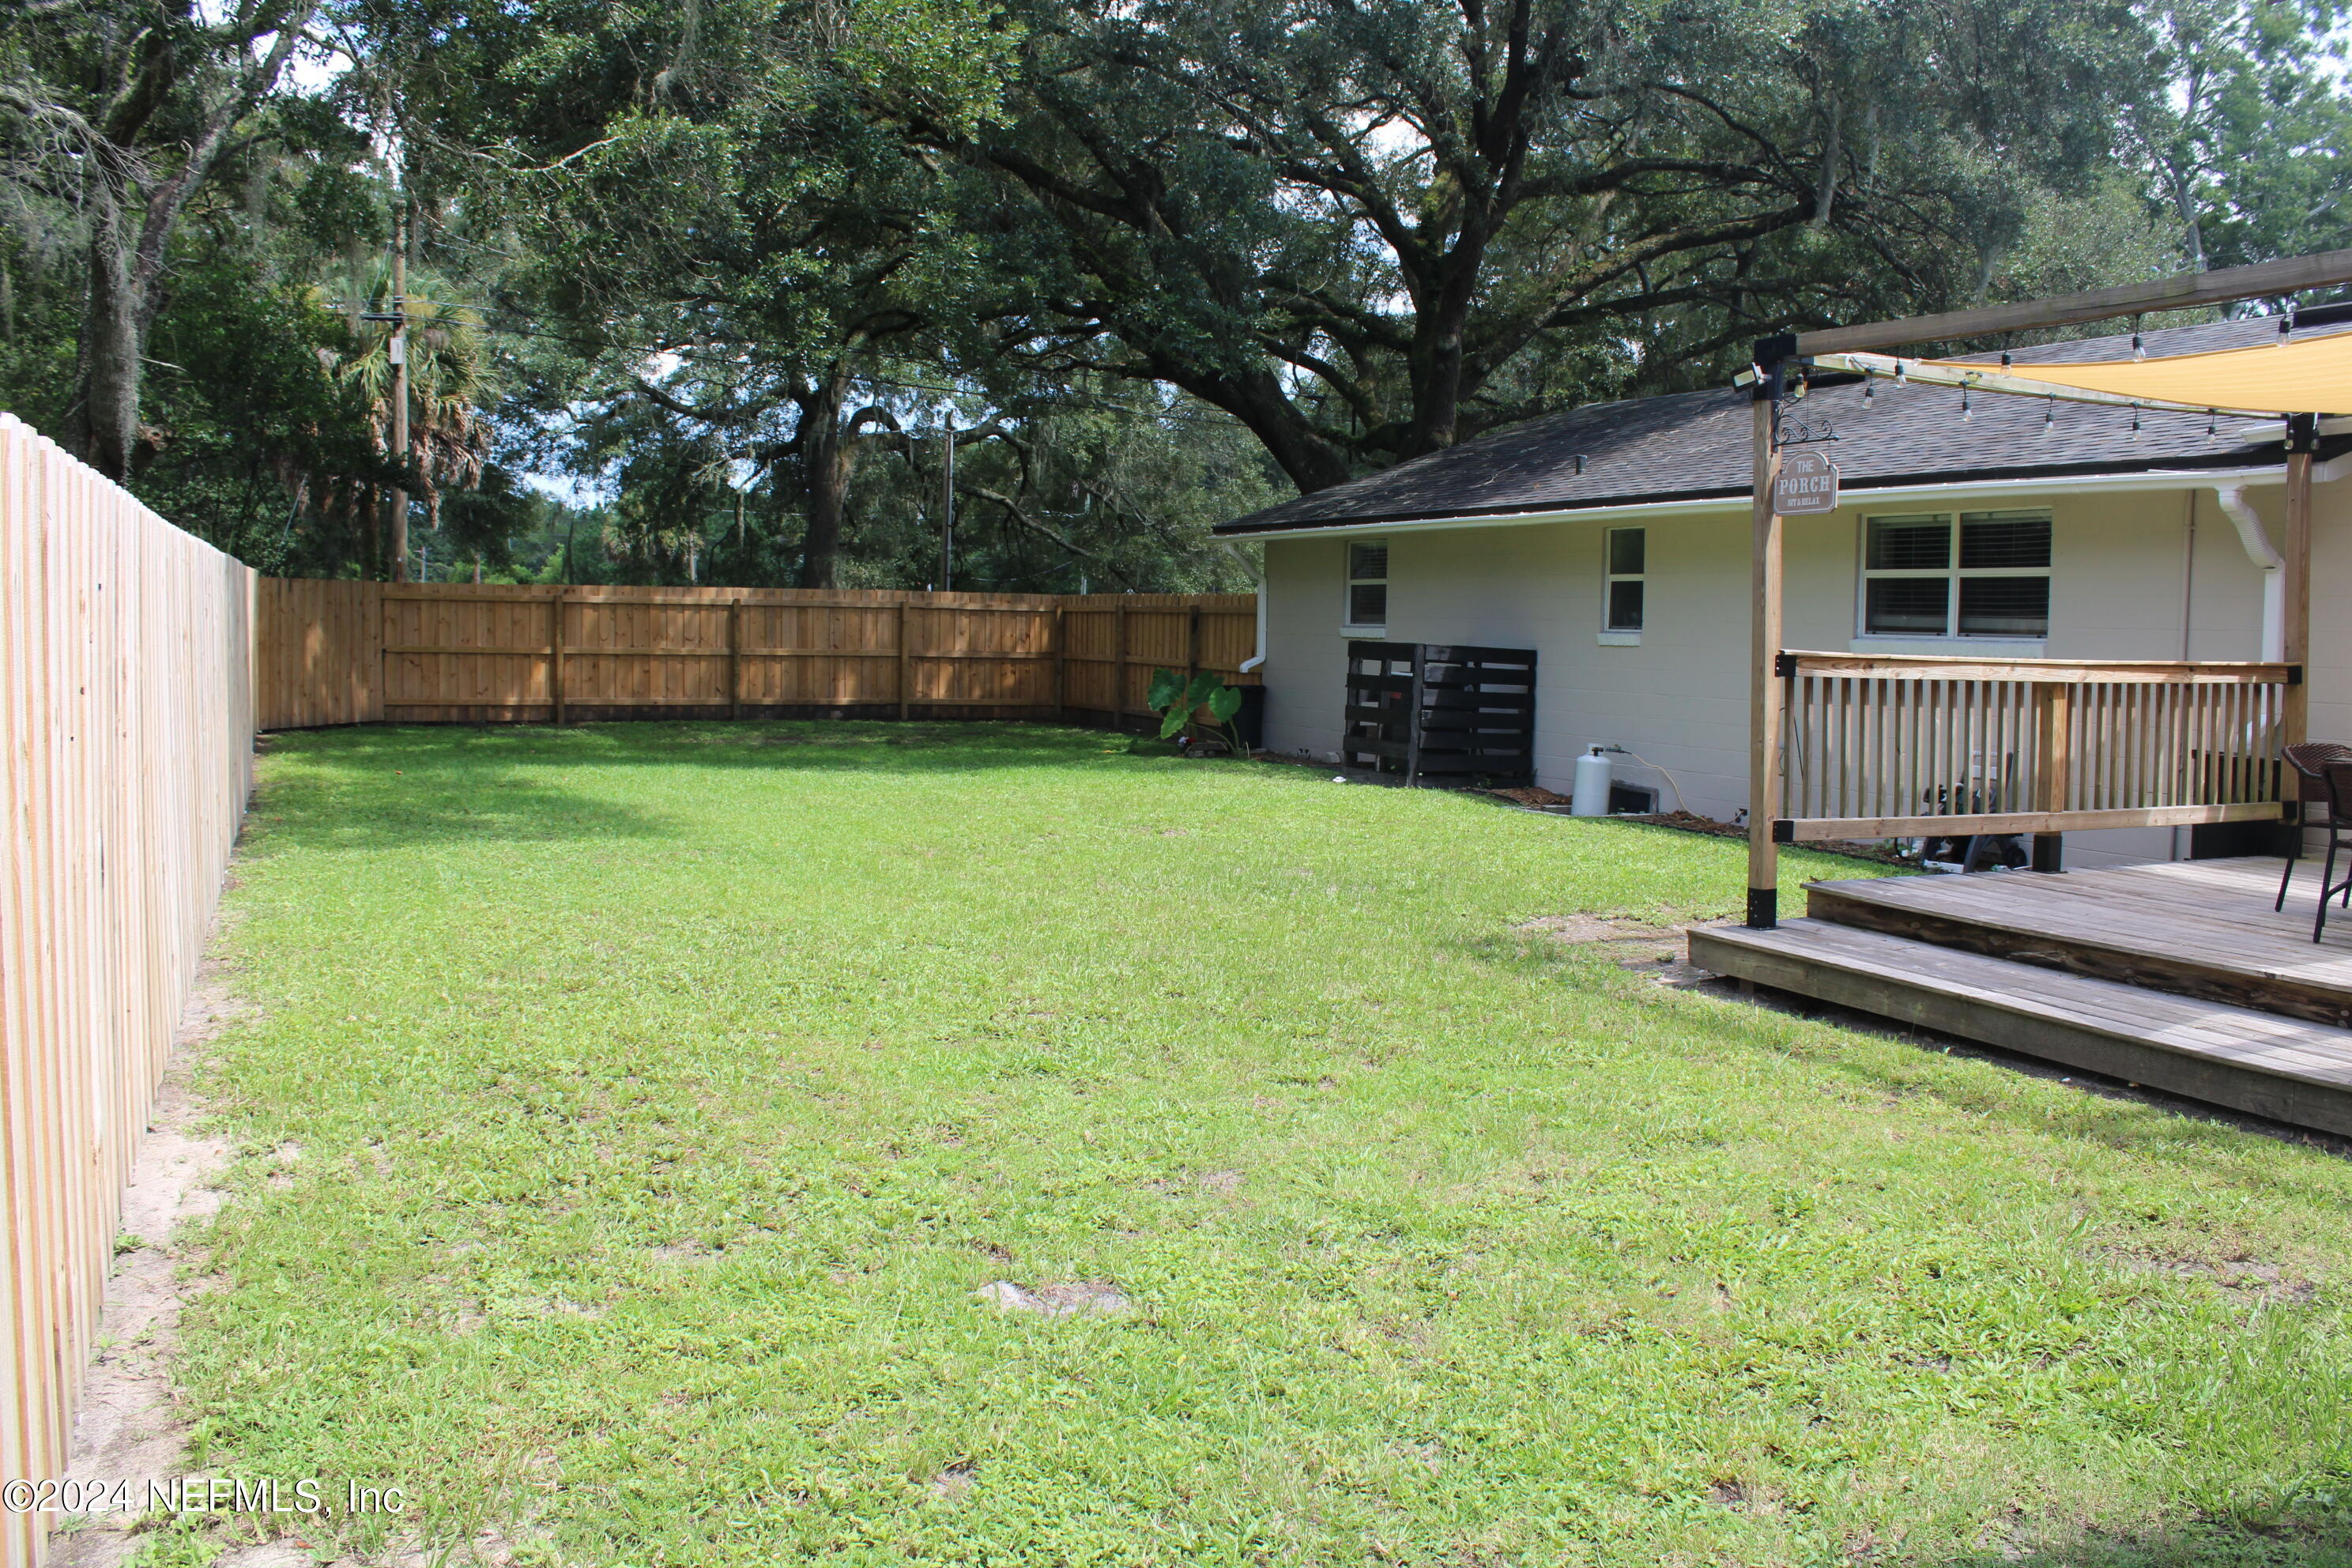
[{"left": 1690, "top": 858, "right": 2352, "bottom": 1136}]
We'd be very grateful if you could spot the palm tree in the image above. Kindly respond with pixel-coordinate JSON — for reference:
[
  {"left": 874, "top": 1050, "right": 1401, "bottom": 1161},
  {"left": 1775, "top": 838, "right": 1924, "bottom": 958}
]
[{"left": 314, "top": 265, "right": 497, "bottom": 538}]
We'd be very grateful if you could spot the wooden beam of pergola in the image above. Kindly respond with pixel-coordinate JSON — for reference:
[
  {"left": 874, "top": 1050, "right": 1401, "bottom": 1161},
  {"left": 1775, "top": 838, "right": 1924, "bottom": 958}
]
[
  {"left": 1795, "top": 248, "right": 2352, "bottom": 356},
  {"left": 1805, "top": 352, "right": 2281, "bottom": 418}
]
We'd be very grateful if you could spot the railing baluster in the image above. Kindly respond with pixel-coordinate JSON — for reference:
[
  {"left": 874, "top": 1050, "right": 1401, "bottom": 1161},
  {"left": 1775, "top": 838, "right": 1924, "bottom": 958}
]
[
  {"left": 2116, "top": 681, "right": 2135, "bottom": 808},
  {"left": 2159, "top": 681, "right": 2175, "bottom": 806},
  {"left": 1876, "top": 676, "right": 1892, "bottom": 819},
  {"left": 2195, "top": 684, "right": 2212, "bottom": 805},
  {"left": 1798, "top": 675, "right": 1811, "bottom": 820},
  {"left": 2161, "top": 680, "right": 2177, "bottom": 808},
  {"left": 1810, "top": 675, "right": 1823, "bottom": 819},
  {"left": 2126, "top": 682, "right": 2139, "bottom": 808},
  {"left": 1840, "top": 676, "right": 1854, "bottom": 820}
]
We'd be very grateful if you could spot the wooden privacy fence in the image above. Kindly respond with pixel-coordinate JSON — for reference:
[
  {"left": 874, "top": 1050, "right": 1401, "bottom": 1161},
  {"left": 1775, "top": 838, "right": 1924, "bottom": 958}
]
[
  {"left": 1777, "top": 650, "right": 2291, "bottom": 840},
  {"left": 254, "top": 583, "right": 1258, "bottom": 729},
  {"left": 0, "top": 416, "right": 256, "bottom": 1566}
]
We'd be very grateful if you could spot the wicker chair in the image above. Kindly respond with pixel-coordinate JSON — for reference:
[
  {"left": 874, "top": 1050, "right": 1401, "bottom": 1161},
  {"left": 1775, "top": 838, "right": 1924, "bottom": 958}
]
[
  {"left": 2277, "top": 742, "right": 2352, "bottom": 914},
  {"left": 2307, "top": 760, "right": 2352, "bottom": 942}
]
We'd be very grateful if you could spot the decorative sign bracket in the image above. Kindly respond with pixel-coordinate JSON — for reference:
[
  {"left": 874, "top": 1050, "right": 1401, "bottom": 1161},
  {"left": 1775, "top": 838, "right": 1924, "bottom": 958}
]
[{"left": 1773, "top": 413, "right": 1840, "bottom": 447}]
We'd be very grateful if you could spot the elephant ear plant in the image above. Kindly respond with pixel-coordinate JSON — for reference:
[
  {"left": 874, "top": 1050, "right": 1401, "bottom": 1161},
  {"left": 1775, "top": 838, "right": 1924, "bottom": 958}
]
[{"left": 1148, "top": 668, "right": 1250, "bottom": 756}]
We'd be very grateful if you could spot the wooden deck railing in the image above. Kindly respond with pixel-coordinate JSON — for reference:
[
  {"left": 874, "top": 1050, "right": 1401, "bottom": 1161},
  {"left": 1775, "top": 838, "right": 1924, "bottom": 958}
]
[{"left": 1776, "top": 651, "right": 2292, "bottom": 841}]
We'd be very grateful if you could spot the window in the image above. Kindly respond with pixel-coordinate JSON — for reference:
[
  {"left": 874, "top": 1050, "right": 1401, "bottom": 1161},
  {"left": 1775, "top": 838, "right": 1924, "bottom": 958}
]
[
  {"left": 1604, "top": 527, "right": 1645, "bottom": 633},
  {"left": 1861, "top": 511, "right": 2050, "bottom": 639},
  {"left": 1345, "top": 541, "right": 1389, "bottom": 628}
]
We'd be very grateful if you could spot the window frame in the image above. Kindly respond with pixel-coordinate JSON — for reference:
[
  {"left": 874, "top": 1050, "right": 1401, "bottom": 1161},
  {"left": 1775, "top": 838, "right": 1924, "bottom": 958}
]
[
  {"left": 1601, "top": 526, "right": 1645, "bottom": 644},
  {"left": 1855, "top": 511, "right": 2052, "bottom": 643},
  {"left": 1342, "top": 539, "right": 1389, "bottom": 633}
]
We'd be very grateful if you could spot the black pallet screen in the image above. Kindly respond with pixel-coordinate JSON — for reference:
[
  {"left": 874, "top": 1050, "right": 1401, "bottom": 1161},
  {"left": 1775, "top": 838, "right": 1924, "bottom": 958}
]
[{"left": 1342, "top": 641, "right": 1536, "bottom": 785}]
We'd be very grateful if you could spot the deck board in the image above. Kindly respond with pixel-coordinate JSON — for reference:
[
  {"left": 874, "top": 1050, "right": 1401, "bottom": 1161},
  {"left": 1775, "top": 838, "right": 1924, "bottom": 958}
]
[
  {"left": 1805, "top": 857, "right": 2352, "bottom": 1026},
  {"left": 1689, "top": 917, "right": 2352, "bottom": 1135}
]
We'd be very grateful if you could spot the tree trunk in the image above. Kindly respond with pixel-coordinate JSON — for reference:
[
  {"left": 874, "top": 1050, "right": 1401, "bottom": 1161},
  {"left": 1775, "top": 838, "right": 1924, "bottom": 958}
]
[
  {"left": 365, "top": 484, "right": 381, "bottom": 578},
  {"left": 58, "top": 8, "right": 311, "bottom": 482},
  {"left": 1186, "top": 367, "right": 1353, "bottom": 494},
  {"left": 797, "top": 387, "right": 850, "bottom": 588},
  {"left": 74, "top": 189, "right": 141, "bottom": 480}
]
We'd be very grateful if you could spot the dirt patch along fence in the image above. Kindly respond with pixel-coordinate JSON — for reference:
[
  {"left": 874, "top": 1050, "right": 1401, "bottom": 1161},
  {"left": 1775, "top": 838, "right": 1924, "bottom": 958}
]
[
  {"left": 254, "top": 582, "right": 1258, "bottom": 729},
  {"left": 0, "top": 416, "right": 256, "bottom": 1566}
]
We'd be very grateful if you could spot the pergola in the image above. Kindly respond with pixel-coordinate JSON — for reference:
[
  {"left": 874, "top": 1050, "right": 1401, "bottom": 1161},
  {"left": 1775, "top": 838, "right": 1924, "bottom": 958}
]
[{"left": 1741, "top": 251, "right": 2352, "bottom": 929}]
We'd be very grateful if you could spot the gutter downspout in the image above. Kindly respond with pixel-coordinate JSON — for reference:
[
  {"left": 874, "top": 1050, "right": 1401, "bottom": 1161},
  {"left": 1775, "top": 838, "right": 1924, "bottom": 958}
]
[
  {"left": 2175, "top": 492, "right": 2196, "bottom": 864},
  {"left": 1218, "top": 541, "right": 1268, "bottom": 672},
  {"left": 2213, "top": 484, "right": 2286, "bottom": 663}
]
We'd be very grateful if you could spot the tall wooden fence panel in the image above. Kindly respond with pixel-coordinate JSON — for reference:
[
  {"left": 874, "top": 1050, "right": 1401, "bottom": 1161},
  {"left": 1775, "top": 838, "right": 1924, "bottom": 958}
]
[
  {"left": 1060, "top": 594, "right": 1258, "bottom": 718},
  {"left": 255, "top": 582, "right": 1257, "bottom": 727},
  {"left": 254, "top": 578, "right": 379, "bottom": 729},
  {"left": 0, "top": 415, "right": 255, "bottom": 1567}
]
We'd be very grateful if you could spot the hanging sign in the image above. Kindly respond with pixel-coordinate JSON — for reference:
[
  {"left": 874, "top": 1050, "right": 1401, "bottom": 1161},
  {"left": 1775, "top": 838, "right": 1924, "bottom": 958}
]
[{"left": 1772, "top": 449, "right": 1839, "bottom": 514}]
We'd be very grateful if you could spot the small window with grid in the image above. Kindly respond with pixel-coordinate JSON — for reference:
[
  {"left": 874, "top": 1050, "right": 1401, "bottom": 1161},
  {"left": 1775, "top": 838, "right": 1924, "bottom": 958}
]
[
  {"left": 1604, "top": 527, "right": 1645, "bottom": 632},
  {"left": 1345, "top": 541, "right": 1389, "bottom": 629},
  {"left": 1861, "top": 511, "right": 2050, "bottom": 639}
]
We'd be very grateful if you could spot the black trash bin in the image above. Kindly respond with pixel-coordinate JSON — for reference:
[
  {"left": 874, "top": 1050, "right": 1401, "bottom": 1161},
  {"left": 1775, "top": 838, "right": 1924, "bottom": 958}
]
[{"left": 1234, "top": 684, "right": 1267, "bottom": 749}]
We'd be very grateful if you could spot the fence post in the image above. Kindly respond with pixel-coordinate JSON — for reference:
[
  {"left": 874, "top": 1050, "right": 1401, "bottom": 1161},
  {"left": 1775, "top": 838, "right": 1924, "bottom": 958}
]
[
  {"left": 377, "top": 581, "right": 390, "bottom": 722},
  {"left": 1114, "top": 600, "right": 1129, "bottom": 721},
  {"left": 896, "top": 600, "right": 910, "bottom": 721},
  {"left": 727, "top": 600, "right": 742, "bottom": 721},
  {"left": 1053, "top": 605, "right": 1067, "bottom": 720},
  {"left": 2031, "top": 682, "right": 2070, "bottom": 872},
  {"left": 550, "top": 588, "right": 567, "bottom": 725}
]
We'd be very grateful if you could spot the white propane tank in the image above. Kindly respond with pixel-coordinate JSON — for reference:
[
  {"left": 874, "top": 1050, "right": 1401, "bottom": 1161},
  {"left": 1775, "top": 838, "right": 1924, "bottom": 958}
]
[{"left": 1571, "top": 745, "right": 1613, "bottom": 817}]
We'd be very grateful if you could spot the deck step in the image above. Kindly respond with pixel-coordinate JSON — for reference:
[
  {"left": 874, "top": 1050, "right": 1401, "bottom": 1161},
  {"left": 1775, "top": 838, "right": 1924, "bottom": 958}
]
[
  {"left": 1689, "top": 917, "right": 2352, "bottom": 1136},
  {"left": 1807, "top": 858, "right": 2352, "bottom": 1028}
]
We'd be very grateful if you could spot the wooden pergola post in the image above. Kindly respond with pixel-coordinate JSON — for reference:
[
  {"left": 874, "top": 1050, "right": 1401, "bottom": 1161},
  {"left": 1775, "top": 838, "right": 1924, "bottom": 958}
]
[
  {"left": 2285, "top": 413, "right": 2317, "bottom": 751},
  {"left": 1747, "top": 337, "right": 1792, "bottom": 929}
]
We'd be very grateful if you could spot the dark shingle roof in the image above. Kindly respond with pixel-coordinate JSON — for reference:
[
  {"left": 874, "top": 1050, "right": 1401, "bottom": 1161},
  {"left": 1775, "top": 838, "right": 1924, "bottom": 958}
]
[{"left": 1216, "top": 315, "right": 2352, "bottom": 536}]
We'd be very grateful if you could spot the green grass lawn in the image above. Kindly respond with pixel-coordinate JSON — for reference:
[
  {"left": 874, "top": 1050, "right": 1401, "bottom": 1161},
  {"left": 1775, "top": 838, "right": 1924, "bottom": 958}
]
[{"left": 171, "top": 722, "right": 2351, "bottom": 1567}]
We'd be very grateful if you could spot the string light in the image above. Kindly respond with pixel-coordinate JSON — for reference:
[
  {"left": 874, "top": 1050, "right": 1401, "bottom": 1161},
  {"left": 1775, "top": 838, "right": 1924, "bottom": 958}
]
[
  {"left": 1962, "top": 386, "right": 1972, "bottom": 420},
  {"left": 2130, "top": 403, "right": 2143, "bottom": 441},
  {"left": 2206, "top": 409, "right": 2218, "bottom": 442},
  {"left": 1863, "top": 368, "right": 1875, "bottom": 405},
  {"left": 2043, "top": 395, "right": 2055, "bottom": 435},
  {"left": 2132, "top": 315, "right": 2146, "bottom": 360},
  {"left": 1894, "top": 360, "right": 1907, "bottom": 387}
]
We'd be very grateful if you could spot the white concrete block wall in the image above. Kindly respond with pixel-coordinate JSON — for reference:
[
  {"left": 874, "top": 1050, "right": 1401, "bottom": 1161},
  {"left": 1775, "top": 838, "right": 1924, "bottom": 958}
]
[{"left": 1254, "top": 476, "right": 2339, "bottom": 870}]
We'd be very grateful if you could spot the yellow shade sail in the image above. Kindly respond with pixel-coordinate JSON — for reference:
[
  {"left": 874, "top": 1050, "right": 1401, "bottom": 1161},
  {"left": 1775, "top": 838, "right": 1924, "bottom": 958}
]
[{"left": 1907, "top": 330, "right": 2352, "bottom": 415}]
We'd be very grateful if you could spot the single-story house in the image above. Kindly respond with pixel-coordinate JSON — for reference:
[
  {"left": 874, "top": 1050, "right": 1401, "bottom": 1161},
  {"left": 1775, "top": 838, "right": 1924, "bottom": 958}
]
[{"left": 1215, "top": 311, "right": 2352, "bottom": 869}]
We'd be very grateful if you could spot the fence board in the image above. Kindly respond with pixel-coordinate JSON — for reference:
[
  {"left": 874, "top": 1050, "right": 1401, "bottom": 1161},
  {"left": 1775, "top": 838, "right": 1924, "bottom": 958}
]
[
  {"left": 255, "top": 582, "right": 1256, "bottom": 726},
  {"left": 0, "top": 415, "right": 254, "bottom": 1566}
]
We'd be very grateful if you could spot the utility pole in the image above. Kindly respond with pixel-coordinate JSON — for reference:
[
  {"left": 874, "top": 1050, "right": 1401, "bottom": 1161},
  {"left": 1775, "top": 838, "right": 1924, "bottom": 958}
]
[
  {"left": 939, "top": 406, "right": 956, "bottom": 590},
  {"left": 388, "top": 212, "right": 411, "bottom": 582}
]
